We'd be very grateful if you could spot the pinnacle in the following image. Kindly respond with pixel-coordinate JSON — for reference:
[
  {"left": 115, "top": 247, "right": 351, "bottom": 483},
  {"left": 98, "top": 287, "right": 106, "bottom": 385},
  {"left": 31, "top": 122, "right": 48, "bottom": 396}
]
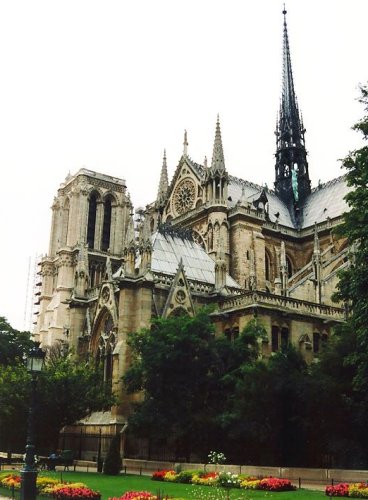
[
  {"left": 156, "top": 150, "right": 169, "bottom": 205},
  {"left": 210, "top": 115, "right": 226, "bottom": 173}
]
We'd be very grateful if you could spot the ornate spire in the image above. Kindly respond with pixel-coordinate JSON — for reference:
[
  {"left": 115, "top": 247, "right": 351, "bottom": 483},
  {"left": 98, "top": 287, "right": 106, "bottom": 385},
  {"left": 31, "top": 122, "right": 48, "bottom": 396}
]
[
  {"left": 183, "top": 130, "right": 188, "bottom": 157},
  {"left": 156, "top": 149, "right": 169, "bottom": 206},
  {"left": 210, "top": 115, "right": 226, "bottom": 173},
  {"left": 205, "top": 115, "right": 228, "bottom": 203},
  {"left": 274, "top": 7, "right": 311, "bottom": 212}
]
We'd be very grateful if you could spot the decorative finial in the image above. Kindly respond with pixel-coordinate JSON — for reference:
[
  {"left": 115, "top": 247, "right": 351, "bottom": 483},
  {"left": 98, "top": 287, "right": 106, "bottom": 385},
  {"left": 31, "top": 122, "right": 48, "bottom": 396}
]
[
  {"left": 282, "top": 4, "right": 287, "bottom": 16},
  {"left": 203, "top": 156, "right": 208, "bottom": 168},
  {"left": 183, "top": 130, "right": 188, "bottom": 156}
]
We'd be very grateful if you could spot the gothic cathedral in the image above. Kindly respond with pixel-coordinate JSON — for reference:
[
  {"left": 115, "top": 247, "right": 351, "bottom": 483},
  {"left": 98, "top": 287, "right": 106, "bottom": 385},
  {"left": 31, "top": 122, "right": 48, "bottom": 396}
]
[{"left": 34, "top": 11, "right": 350, "bottom": 456}]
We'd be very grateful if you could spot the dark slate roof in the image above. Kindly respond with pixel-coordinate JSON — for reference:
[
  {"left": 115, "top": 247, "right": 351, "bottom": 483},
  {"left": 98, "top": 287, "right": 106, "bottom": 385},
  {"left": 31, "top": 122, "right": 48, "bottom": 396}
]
[
  {"left": 227, "top": 176, "right": 294, "bottom": 227},
  {"left": 301, "top": 175, "right": 351, "bottom": 227},
  {"left": 151, "top": 230, "right": 240, "bottom": 288}
]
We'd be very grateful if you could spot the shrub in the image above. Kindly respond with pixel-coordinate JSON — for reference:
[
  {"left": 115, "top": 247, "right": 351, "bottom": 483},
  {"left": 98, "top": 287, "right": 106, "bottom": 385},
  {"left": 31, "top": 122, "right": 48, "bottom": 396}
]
[
  {"left": 103, "top": 435, "right": 122, "bottom": 475},
  {"left": 175, "top": 470, "right": 198, "bottom": 484},
  {"left": 217, "top": 471, "right": 241, "bottom": 489},
  {"left": 207, "top": 451, "right": 226, "bottom": 465}
]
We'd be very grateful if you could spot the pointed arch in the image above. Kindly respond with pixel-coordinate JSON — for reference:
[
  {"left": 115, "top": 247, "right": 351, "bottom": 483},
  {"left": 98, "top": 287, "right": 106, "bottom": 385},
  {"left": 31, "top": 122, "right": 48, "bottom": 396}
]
[
  {"left": 90, "top": 309, "right": 116, "bottom": 383},
  {"left": 101, "top": 194, "right": 114, "bottom": 251},
  {"left": 87, "top": 191, "right": 100, "bottom": 248}
]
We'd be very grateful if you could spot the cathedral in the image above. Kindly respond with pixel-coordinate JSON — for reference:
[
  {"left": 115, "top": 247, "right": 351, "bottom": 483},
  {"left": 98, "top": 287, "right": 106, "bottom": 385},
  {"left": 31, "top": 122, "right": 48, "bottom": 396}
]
[{"left": 34, "top": 11, "right": 350, "bottom": 458}]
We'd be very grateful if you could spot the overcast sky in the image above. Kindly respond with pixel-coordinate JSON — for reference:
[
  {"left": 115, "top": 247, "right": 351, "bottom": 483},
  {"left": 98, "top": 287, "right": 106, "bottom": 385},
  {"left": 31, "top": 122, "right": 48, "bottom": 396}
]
[{"left": 1, "top": 0, "right": 367, "bottom": 331}]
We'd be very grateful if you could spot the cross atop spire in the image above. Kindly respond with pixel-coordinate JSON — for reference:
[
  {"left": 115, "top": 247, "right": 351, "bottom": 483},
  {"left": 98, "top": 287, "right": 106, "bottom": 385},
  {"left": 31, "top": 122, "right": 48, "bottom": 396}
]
[
  {"left": 156, "top": 149, "right": 169, "bottom": 206},
  {"left": 210, "top": 114, "right": 226, "bottom": 174}
]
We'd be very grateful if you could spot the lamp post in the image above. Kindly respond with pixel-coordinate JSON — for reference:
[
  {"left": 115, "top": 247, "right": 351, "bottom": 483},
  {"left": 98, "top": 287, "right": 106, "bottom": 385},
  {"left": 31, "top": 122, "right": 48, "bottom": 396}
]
[{"left": 20, "top": 342, "right": 45, "bottom": 500}]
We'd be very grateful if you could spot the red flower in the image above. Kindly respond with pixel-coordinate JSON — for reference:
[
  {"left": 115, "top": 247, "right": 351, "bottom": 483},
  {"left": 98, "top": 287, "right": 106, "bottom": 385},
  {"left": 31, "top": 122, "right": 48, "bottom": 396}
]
[
  {"left": 325, "top": 483, "right": 349, "bottom": 497},
  {"left": 53, "top": 486, "right": 101, "bottom": 499},
  {"left": 259, "top": 477, "right": 296, "bottom": 492},
  {"left": 151, "top": 469, "right": 175, "bottom": 481}
]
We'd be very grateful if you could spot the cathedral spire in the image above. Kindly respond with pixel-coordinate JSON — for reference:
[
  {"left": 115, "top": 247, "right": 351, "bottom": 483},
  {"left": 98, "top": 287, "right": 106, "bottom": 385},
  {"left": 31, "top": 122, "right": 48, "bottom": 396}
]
[
  {"left": 156, "top": 149, "right": 169, "bottom": 206},
  {"left": 274, "top": 7, "right": 311, "bottom": 214},
  {"left": 210, "top": 114, "right": 226, "bottom": 174}
]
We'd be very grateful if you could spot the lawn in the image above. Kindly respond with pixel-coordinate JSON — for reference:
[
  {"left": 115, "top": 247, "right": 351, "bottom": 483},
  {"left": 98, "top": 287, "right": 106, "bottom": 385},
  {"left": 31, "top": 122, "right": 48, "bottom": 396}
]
[{"left": 0, "top": 471, "right": 328, "bottom": 499}]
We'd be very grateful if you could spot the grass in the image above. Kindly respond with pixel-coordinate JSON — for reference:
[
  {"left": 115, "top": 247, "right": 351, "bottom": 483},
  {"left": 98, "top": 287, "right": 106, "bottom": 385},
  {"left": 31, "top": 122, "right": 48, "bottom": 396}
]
[{"left": 0, "top": 470, "right": 328, "bottom": 499}]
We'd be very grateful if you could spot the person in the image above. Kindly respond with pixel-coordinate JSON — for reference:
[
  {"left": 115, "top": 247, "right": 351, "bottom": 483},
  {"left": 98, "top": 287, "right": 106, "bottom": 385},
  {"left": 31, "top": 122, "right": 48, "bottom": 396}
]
[{"left": 48, "top": 451, "right": 59, "bottom": 471}]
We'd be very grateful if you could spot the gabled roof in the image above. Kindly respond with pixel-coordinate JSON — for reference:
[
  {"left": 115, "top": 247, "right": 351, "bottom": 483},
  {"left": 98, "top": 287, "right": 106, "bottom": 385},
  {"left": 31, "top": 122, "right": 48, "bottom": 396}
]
[{"left": 151, "top": 229, "right": 239, "bottom": 289}]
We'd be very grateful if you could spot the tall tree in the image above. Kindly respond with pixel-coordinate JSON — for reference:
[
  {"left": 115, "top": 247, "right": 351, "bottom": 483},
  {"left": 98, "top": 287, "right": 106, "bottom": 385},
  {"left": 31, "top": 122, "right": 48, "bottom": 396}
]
[
  {"left": 0, "top": 317, "right": 116, "bottom": 453},
  {"left": 124, "top": 311, "right": 262, "bottom": 460},
  {"left": 327, "top": 84, "right": 368, "bottom": 466},
  {"left": 334, "top": 84, "right": 368, "bottom": 387}
]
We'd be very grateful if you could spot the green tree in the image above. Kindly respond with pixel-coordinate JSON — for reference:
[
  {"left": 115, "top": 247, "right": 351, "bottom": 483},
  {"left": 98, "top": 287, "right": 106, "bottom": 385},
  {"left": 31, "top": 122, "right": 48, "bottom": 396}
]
[
  {"left": 317, "top": 84, "right": 368, "bottom": 467},
  {"left": 221, "top": 345, "right": 308, "bottom": 466},
  {"left": 124, "top": 312, "right": 262, "bottom": 461},
  {"left": 36, "top": 346, "right": 116, "bottom": 450},
  {"left": 0, "top": 316, "right": 33, "bottom": 366},
  {"left": 0, "top": 318, "right": 116, "bottom": 452},
  {"left": 307, "top": 326, "right": 363, "bottom": 467},
  {"left": 0, "top": 364, "right": 29, "bottom": 451},
  {"left": 334, "top": 84, "right": 368, "bottom": 389}
]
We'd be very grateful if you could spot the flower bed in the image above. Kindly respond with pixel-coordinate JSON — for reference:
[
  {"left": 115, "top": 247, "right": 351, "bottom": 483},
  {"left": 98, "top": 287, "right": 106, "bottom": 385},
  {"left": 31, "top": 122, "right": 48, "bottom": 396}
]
[
  {"left": 151, "top": 469, "right": 296, "bottom": 492},
  {"left": 0, "top": 473, "right": 101, "bottom": 499},
  {"left": 109, "top": 492, "right": 158, "bottom": 500},
  {"left": 325, "top": 482, "right": 368, "bottom": 497}
]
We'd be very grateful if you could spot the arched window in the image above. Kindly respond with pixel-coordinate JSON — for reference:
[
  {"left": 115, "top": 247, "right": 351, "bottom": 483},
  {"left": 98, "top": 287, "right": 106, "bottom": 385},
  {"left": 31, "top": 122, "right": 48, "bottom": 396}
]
[
  {"left": 87, "top": 193, "right": 98, "bottom": 248},
  {"left": 101, "top": 197, "right": 112, "bottom": 251},
  {"left": 94, "top": 313, "right": 115, "bottom": 384}
]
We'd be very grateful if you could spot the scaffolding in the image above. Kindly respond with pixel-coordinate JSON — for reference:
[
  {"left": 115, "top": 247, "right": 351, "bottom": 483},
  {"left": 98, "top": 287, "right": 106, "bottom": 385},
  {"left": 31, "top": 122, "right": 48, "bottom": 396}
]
[{"left": 23, "top": 255, "right": 41, "bottom": 332}]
